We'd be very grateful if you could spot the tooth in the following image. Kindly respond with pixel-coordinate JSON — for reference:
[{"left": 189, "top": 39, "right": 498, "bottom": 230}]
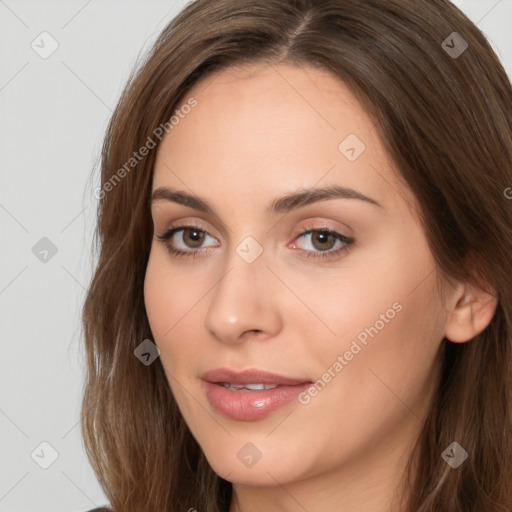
[
  {"left": 222, "top": 383, "right": 245, "bottom": 390},
  {"left": 243, "top": 383, "right": 278, "bottom": 390},
  {"left": 221, "top": 383, "right": 279, "bottom": 390}
]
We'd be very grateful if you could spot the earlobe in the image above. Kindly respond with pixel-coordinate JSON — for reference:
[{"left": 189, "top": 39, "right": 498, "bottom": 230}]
[{"left": 444, "top": 286, "right": 498, "bottom": 343}]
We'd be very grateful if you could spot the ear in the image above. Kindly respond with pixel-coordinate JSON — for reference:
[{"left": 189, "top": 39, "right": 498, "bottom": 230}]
[{"left": 444, "top": 282, "right": 498, "bottom": 343}]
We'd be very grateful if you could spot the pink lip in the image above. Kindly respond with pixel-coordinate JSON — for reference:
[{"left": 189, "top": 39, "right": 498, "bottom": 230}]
[
  {"left": 202, "top": 367, "right": 311, "bottom": 386},
  {"left": 201, "top": 367, "right": 312, "bottom": 421}
]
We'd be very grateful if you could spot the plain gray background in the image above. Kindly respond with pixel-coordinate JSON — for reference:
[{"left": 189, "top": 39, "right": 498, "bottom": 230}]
[{"left": 0, "top": 1, "right": 511, "bottom": 510}]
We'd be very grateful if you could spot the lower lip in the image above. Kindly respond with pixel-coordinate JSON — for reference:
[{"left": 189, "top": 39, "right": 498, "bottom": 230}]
[{"left": 203, "top": 381, "right": 312, "bottom": 421}]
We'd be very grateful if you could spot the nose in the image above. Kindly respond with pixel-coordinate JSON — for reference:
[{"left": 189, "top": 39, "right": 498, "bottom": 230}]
[{"left": 204, "top": 248, "right": 283, "bottom": 345}]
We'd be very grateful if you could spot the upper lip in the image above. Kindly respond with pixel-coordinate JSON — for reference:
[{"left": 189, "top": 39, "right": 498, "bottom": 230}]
[{"left": 202, "top": 367, "right": 312, "bottom": 386}]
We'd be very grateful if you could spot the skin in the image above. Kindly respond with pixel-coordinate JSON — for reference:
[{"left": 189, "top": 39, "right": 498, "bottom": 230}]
[{"left": 144, "top": 62, "right": 497, "bottom": 512}]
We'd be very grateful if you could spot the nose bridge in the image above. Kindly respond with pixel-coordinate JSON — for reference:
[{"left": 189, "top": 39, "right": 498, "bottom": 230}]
[{"left": 204, "top": 238, "right": 282, "bottom": 343}]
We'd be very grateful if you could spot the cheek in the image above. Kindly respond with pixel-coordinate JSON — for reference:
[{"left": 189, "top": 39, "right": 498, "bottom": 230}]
[
  {"left": 285, "top": 274, "right": 445, "bottom": 466},
  {"left": 295, "top": 234, "right": 447, "bottom": 404},
  {"left": 280, "top": 238, "right": 437, "bottom": 353},
  {"left": 144, "top": 247, "right": 203, "bottom": 336},
  {"left": 144, "top": 251, "right": 173, "bottom": 340},
  {"left": 143, "top": 249, "right": 204, "bottom": 368},
  {"left": 334, "top": 283, "right": 444, "bottom": 421}
]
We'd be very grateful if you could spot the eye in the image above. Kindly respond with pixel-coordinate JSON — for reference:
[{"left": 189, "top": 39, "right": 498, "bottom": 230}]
[
  {"left": 156, "top": 225, "right": 354, "bottom": 261},
  {"left": 156, "top": 225, "right": 218, "bottom": 257},
  {"left": 291, "top": 228, "right": 354, "bottom": 260}
]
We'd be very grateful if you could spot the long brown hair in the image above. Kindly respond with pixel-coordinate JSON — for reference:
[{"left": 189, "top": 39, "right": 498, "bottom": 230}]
[{"left": 81, "top": 0, "right": 512, "bottom": 510}]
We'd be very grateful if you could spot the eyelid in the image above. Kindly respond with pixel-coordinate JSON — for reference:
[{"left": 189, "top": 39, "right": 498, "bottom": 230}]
[
  {"left": 159, "top": 217, "right": 219, "bottom": 238},
  {"left": 158, "top": 219, "right": 349, "bottom": 242},
  {"left": 290, "top": 219, "right": 353, "bottom": 240}
]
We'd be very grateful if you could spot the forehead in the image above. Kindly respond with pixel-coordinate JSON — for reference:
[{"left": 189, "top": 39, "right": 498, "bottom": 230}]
[
  {"left": 152, "top": 62, "right": 415, "bottom": 216},
  {"left": 177, "top": 62, "right": 372, "bottom": 148}
]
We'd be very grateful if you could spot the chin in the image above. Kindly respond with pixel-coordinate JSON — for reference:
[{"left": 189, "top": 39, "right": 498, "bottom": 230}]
[{"left": 199, "top": 438, "right": 313, "bottom": 487}]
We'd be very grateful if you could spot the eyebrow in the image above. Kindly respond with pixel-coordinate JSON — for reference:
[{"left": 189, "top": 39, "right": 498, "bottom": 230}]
[{"left": 151, "top": 184, "right": 383, "bottom": 215}]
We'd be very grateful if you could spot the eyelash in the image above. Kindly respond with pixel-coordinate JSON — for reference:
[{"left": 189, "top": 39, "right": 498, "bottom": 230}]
[{"left": 156, "top": 224, "right": 354, "bottom": 261}]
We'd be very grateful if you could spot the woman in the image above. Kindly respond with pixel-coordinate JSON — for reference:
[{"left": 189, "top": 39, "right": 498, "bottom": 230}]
[{"left": 81, "top": 0, "right": 512, "bottom": 510}]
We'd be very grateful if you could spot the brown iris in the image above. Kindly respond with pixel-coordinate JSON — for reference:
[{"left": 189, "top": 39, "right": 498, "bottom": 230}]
[
  {"left": 182, "top": 228, "right": 205, "bottom": 248},
  {"left": 310, "top": 230, "right": 336, "bottom": 251}
]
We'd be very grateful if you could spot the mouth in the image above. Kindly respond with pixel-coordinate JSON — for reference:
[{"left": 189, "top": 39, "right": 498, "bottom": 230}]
[
  {"left": 216, "top": 382, "right": 282, "bottom": 391},
  {"left": 201, "top": 367, "right": 313, "bottom": 421}
]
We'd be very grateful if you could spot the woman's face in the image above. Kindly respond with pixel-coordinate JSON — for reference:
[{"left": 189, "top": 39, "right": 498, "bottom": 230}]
[{"left": 144, "top": 63, "right": 455, "bottom": 499}]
